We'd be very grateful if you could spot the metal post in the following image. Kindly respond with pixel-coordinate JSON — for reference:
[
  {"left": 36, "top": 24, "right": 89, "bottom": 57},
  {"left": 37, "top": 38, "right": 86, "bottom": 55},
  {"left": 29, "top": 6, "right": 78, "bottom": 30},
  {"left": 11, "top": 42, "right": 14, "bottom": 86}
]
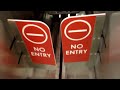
[{"left": 59, "top": 14, "right": 67, "bottom": 79}]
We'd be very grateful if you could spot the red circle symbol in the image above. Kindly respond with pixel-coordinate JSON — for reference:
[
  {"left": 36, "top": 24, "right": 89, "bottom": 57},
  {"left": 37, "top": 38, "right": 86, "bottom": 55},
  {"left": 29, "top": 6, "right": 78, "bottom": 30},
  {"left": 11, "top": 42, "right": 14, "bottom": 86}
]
[
  {"left": 22, "top": 24, "right": 48, "bottom": 44},
  {"left": 64, "top": 20, "right": 91, "bottom": 41}
]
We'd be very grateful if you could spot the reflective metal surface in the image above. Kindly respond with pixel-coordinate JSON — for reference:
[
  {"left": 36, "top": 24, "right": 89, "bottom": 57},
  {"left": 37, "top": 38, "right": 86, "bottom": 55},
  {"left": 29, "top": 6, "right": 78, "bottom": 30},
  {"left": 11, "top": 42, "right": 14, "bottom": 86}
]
[{"left": 0, "top": 11, "right": 120, "bottom": 79}]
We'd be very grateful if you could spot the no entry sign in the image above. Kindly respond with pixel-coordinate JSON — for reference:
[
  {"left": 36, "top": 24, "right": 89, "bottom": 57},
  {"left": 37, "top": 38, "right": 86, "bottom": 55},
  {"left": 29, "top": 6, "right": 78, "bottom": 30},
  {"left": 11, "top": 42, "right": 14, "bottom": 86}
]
[
  {"left": 60, "top": 13, "right": 105, "bottom": 63},
  {"left": 8, "top": 19, "right": 56, "bottom": 65}
]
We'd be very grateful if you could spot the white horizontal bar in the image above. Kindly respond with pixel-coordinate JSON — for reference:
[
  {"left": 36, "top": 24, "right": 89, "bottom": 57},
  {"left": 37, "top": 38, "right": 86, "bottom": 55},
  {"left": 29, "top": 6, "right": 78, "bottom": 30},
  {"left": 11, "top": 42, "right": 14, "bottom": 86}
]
[
  {"left": 68, "top": 29, "right": 87, "bottom": 33},
  {"left": 26, "top": 33, "right": 44, "bottom": 37}
]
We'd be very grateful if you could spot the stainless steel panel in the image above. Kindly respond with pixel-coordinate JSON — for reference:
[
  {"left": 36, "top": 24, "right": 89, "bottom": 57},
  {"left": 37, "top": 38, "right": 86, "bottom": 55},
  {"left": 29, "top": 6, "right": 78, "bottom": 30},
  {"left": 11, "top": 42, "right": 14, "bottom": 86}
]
[
  {"left": 64, "top": 13, "right": 106, "bottom": 79},
  {"left": 7, "top": 19, "right": 58, "bottom": 79}
]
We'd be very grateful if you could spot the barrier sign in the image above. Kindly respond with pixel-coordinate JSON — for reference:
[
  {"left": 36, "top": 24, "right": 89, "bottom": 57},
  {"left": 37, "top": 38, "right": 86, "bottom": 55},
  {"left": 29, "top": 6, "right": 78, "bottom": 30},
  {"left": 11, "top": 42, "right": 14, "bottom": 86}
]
[
  {"left": 60, "top": 13, "right": 105, "bottom": 63},
  {"left": 8, "top": 19, "right": 56, "bottom": 65}
]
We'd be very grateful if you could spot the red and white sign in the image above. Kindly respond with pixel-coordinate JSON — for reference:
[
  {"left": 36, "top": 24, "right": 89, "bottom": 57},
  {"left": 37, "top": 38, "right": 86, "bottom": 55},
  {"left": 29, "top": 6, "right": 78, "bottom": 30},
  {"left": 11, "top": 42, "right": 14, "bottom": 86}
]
[
  {"left": 60, "top": 13, "right": 105, "bottom": 63},
  {"left": 8, "top": 19, "right": 56, "bottom": 65}
]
